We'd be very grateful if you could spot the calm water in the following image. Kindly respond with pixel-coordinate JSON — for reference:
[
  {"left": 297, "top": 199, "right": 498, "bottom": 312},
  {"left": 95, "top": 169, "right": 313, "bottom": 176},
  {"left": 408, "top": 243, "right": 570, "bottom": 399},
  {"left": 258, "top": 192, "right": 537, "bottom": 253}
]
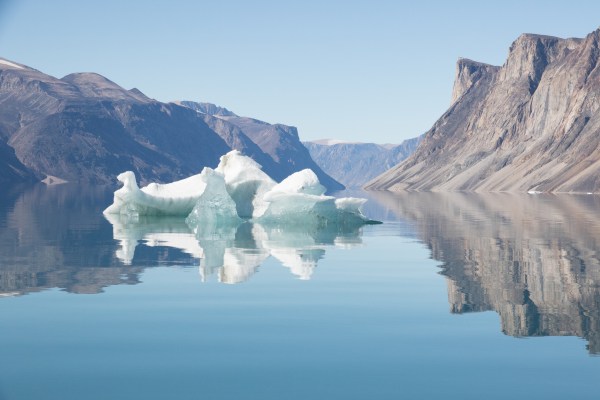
[{"left": 1, "top": 184, "right": 600, "bottom": 399}]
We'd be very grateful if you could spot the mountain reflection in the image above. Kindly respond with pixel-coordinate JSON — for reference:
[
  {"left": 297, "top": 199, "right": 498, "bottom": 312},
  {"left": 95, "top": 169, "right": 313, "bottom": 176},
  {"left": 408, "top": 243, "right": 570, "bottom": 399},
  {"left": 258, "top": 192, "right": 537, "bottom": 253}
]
[
  {"left": 0, "top": 184, "right": 143, "bottom": 297},
  {"left": 0, "top": 185, "right": 366, "bottom": 297},
  {"left": 369, "top": 191, "right": 600, "bottom": 354},
  {"left": 106, "top": 214, "right": 364, "bottom": 284}
]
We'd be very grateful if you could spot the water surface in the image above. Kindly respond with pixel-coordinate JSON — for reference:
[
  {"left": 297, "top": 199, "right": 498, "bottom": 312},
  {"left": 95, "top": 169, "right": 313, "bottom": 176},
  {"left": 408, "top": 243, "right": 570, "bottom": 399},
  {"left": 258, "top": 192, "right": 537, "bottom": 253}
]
[{"left": 1, "top": 185, "right": 599, "bottom": 399}]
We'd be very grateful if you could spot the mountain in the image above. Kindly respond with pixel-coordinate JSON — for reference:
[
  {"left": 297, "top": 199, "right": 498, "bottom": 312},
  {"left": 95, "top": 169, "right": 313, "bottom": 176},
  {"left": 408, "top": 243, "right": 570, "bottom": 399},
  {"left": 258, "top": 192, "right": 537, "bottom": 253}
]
[
  {"left": 0, "top": 59, "right": 342, "bottom": 191},
  {"left": 0, "top": 59, "right": 229, "bottom": 186},
  {"left": 178, "top": 101, "right": 344, "bottom": 191},
  {"left": 304, "top": 136, "right": 422, "bottom": 188},
  {"left": 366, "top": 29, "right": 600, "bottom": 193}
]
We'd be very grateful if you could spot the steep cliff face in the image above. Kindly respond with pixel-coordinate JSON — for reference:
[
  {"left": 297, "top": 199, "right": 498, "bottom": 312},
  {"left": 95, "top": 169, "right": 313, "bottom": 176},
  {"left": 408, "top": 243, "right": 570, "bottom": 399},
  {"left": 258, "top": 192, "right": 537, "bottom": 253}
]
[
  {"left": 451, "top": 58, "right": 500, "bottom": 103},
  {"left": 366, "top": 29, "right": 600, "bottom": 193}
]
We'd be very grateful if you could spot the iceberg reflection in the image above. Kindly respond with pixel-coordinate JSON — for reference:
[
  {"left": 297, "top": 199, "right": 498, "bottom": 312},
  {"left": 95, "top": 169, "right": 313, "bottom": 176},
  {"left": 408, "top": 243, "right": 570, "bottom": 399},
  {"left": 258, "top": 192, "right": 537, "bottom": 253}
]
[{"left": 105, "top": 215, "right": 364, "bottom": 284}]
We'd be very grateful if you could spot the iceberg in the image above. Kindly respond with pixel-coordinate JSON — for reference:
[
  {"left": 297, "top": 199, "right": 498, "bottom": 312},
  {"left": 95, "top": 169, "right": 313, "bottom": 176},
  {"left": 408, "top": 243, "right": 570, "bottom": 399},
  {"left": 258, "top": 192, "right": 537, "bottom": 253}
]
[
  {"left": 104, "top": 150, "right": 378, "bottom": 226},
  {"left": 185, "top": 167, "right": 241, "bottom": 226},
  {"left": 215, "top": 150, "right": 275, "bottom": 218},
  {"left": 258, "top": 169, "right": 369, "bottom": 226},
  {"left": 103, "top": 171, "right": 207, "bottom": 216}
]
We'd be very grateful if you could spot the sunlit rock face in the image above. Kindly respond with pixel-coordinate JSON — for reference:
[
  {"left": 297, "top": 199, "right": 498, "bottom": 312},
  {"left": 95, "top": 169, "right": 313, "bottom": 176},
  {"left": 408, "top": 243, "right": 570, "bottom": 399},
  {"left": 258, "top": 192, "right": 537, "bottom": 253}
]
[
  {"left": 369, "top": 191, "right": 600, "bottom": 353},
  {"left": 367, "top": 29, "right": 600, "bottom": 193}
]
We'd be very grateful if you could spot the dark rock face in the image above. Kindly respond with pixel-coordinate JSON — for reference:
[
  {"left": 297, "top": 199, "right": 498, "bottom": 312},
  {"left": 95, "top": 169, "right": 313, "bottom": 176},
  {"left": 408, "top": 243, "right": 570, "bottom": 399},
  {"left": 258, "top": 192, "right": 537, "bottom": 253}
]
[
  {"left": 179, "top": 101, "right": 344, "bottom": 191},
  {"left": 367, "top": 29, "right": 600, "bottom": 193},
  {"left": 0, "top": 60, "right": 342, "bottom": 190},
  {"left": 0, "top": 60, "right": 230, "bottom": 186},
  {"left": 369, "top": 191, "right": 600, "bottom": 354},
  {"left": 304, "top": 136, "right": 421, "bottom": 188},
  {"left": 0, "top": 140, "right": 36, "bottom": 184}
]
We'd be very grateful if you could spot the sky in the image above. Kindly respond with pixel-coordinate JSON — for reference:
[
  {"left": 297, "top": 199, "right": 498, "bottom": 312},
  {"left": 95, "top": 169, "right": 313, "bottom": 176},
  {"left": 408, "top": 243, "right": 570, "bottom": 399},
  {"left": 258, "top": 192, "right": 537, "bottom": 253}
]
[{"left": 1, "top": 0, "right": 599, "bottom": 143}]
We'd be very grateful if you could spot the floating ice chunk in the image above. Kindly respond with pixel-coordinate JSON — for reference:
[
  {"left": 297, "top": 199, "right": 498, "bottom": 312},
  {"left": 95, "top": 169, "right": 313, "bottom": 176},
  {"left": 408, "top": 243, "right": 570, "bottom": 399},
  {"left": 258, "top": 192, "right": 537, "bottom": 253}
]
[
  {"left": 258, "top": 169, "right": 370, "bottom": 225},
  {"left": 215, "top": 150, "right": 275, "bottom": 218},
  {"left": 104, "top": 171, "right": 207, "bottom": 216},
  {"left": 104, "top": 150, "right": 378, "bottom": 227},
  {"left": 268, "top": 169, "right": 326, "bottom": 196},
  {"left": 185, "top": 168, "right": 241, "bottom": 227}
]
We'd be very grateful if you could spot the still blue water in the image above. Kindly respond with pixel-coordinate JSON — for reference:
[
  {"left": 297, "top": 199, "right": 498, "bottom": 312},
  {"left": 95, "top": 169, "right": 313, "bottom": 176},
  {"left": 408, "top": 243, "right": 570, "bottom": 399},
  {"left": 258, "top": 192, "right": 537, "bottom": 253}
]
[{"left": 1, "top": 185, "right": 599, "bottom": 399}]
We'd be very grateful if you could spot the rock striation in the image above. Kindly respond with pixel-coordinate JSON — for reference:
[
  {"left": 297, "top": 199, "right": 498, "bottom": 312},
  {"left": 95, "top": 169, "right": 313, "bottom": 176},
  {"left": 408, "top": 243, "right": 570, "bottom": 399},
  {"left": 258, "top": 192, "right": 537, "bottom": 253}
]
[{"left": 366, "top": 29, "right": 600, "bottom": 193}]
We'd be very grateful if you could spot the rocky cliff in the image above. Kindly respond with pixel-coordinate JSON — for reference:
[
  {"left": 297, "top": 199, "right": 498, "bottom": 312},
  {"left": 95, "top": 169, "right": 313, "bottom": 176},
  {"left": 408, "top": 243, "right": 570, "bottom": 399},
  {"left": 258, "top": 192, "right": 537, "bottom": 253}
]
[
  {"left": 304, "top": 136, "right": 422, "bottom": 188},
  {"left": 366, "top": 29, "right": 600, "bottom": 193}
]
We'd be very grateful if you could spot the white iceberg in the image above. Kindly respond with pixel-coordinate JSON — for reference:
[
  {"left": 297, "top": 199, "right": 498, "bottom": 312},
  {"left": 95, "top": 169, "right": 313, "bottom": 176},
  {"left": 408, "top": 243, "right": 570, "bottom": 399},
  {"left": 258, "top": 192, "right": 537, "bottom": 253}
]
[
  {"left": 257, "top": 169, "right": 369, "bottom": 226},
  {"left": 103, "top": 171, "right": 207, "bottom": 216},
  {"left": 185, "top": 167, "right": 241, "bottom": 226},
  {"left": 215, "top": 150, "right": 275, "bottom": 218},
  {"left": 104, "top": 150, "right": 377, "bottom": 227}
]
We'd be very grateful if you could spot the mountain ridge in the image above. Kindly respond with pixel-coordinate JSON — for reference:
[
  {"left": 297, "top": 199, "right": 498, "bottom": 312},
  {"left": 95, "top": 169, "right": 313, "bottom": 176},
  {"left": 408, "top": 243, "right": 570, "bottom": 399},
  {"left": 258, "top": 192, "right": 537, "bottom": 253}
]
[
  {"left": 0, "top": 58, "right": 342, "bottom": 191},
  {"left": 366, "top": 28, "right": 600, "bottom": 193}
]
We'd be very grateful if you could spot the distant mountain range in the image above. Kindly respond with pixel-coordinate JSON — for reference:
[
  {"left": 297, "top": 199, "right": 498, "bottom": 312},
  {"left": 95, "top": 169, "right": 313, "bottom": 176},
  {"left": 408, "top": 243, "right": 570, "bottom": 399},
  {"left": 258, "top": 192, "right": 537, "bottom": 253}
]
[
  {"left": 367, "top": 28, "right": 600, "bottom": 193},
  {"left": 304, "top": 137, "right": 421, "bottom": 188},
  {"left": 0, "top": 59, "right": 342, "bottom": 191}
]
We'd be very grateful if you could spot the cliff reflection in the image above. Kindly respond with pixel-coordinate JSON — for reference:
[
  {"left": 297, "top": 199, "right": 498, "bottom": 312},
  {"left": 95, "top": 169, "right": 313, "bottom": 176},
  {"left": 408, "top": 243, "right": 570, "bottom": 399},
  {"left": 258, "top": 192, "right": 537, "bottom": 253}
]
[
  {"left": 106, "top": 215, "right": 363, "bottom": 284},
  {"left": 0, "top": 184, "right": 143, "bottom": 297},
  {"left": 370, "top": 191, "right": 600, "bottom": 353}
]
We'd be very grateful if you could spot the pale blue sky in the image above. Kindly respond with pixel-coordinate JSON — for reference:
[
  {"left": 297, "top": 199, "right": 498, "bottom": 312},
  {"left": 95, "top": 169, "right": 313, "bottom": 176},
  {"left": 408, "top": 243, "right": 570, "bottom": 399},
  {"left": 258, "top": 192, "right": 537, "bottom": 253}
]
[{"left": 1, "top": 0, "right": 599, "bottom": 143}]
